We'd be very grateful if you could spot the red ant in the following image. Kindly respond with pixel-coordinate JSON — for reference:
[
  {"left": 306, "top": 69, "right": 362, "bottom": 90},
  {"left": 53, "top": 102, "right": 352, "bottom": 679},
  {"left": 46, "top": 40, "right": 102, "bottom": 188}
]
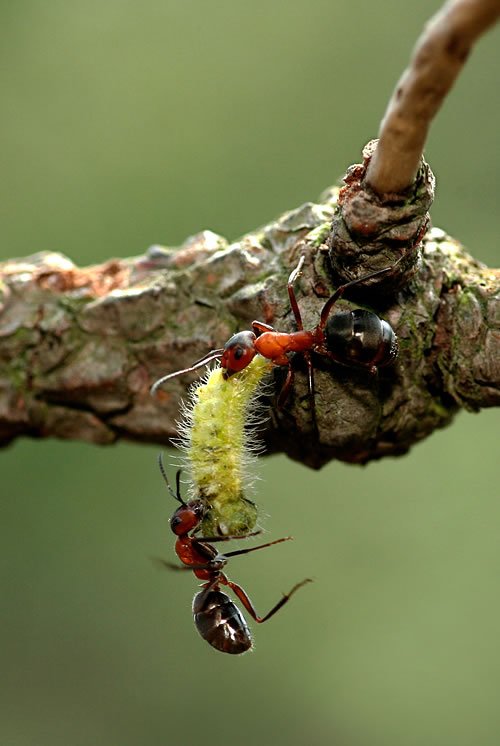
[
  {"left": 157, "top": 454, "right": 311, "bottom": 654},
  {"left": 151, "top": 255, "right": 398, "bottom": 426}
]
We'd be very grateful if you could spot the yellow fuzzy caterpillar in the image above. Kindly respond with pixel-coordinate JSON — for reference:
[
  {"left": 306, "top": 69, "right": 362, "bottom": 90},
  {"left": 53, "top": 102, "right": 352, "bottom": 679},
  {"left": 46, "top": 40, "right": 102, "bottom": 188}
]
[{"left": 175, "top": 355, "right": 272, "bottom": 536}]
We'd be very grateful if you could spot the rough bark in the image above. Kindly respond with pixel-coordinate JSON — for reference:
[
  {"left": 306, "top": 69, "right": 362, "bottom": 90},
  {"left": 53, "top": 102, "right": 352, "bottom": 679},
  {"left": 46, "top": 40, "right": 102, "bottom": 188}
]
[
  {"left": 1, "top": 183, "right": 498, "bottom": 469},
  {"left": 2, "top": 0, "right": 498, "bottom": 468}
]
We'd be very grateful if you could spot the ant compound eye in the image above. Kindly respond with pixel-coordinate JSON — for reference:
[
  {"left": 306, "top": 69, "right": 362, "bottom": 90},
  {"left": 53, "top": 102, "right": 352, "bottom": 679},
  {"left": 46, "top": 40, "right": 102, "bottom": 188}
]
[
  {"left": 170, "top": 514, "right": 183, "bottom": 532},
  {"left": 233, "top": 346, "right": 244, "bottom": 360}
]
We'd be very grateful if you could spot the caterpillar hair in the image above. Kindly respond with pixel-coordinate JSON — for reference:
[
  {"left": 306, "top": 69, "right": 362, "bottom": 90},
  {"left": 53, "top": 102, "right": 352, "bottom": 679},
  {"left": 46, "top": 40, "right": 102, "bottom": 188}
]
[{"left": 174, "top": 355, "right": 272, "bottom": 536}]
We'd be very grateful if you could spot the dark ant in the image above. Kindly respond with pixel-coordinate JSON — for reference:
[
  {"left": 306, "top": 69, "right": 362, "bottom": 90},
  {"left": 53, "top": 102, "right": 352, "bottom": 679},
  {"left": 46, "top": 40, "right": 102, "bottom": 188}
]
[
  {"left": 157, "top": 455, "right": 311, "bottom": 654},
  {"left": 151, "top": 255, "right": 398, "bottom": 426}
]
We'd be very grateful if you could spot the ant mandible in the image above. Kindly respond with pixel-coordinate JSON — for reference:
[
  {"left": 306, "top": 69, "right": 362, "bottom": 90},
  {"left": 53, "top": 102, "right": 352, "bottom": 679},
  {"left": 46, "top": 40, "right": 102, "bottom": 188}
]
[
  {"left": 151, "top": 255, "right": 398, "bottom": 426},
  {"left": 157, "top": 454, "right": 311, "bottom": 654}
]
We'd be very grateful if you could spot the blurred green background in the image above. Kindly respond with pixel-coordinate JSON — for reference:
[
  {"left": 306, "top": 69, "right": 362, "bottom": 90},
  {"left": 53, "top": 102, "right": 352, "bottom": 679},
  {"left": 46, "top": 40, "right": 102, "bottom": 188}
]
[{"left": 1, "top": 2, "right": 499, "bottom": 745}]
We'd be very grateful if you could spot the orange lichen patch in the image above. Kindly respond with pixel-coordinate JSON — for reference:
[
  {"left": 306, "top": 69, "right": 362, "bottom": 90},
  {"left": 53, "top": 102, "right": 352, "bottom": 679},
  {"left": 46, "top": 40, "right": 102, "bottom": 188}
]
[
  {"left": 169, "top": 231, "right": 226, "bottom": 268},
  {"left": 1, "top": 253, "right": 132, "bottom": 298},
  {"left": 150, "top": 386, "right": 172, "bottom": 404},
  {"left": 36, "top": 259, "right": 131, "bottom": 296},
  {"left": 127, "top": 365, "right": 153, "bottom": 395},
  {"left": 260, "top": 299, "right": 277, "bottom": 326},
  {"left": 312, "top": 279, "right": 330, "bottom": 298},
  {"left": 1, "top": 252, "right": 75, "bottom": 278},
  {"left": 205, "top": 272, "right": 222, "bottom": 287},
  {"left": 171, "top": 244, "right": 212, "bottom": 268}
]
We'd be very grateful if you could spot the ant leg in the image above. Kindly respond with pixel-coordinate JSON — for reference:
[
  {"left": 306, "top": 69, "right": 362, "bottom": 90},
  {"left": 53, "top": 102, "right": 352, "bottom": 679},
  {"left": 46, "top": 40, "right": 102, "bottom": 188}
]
[
  {"left": 221, "top": 535, "right": 293, "bottom": 559},
  {"left": 277, "top": 357, "right": 317, "bottom": 432},
  {"left": 153, "top": 558, "right": 213, "bottom": 572},
  {"left": 277, "top": 362, "right": 294, "bottom": 410},
  {"left": 318, "top": 265, "right": 394, "bottom": 330},
  {"left": 287, "top": 255, "right": 306, "bottom": 331},
  {"left": 303, "top": 351, "right": 317, "bottom": 433},
  {"left": 225, "top": 577, "right": 312, "bottom": 623},
  {"left": 252, "top": 321, "right": 276, "bottom": 336},
  {"left": 192, "top": 531, "right": 262, "bottom": 544},
  {"left": 322, "top": 348, "right": 379, "bottom": 376},
  {"left": 321, "top": 241, "right": 420, "bottom": 328}
]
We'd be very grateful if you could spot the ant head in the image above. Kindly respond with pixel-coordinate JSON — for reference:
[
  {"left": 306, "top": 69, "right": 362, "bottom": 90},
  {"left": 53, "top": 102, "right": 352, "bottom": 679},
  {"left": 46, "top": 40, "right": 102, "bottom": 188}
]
[
  {"left": 158, "top": 454, "right": 206, "bottom": 535},
  {"left": 170, "top": 499, "right": 206, "bottom": 535},
  {"left": 221, "top": 331, "right": 257, "bottom": 377}
]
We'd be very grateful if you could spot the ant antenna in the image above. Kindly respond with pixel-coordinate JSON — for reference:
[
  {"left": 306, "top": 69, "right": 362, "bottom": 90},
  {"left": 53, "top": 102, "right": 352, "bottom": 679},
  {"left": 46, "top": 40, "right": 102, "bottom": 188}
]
[
  {"left": 158, "top": 452, "right": 185, "bottom": 505},
  {"left": 150, "top": 349, "right": 225, "bottom": 396}
]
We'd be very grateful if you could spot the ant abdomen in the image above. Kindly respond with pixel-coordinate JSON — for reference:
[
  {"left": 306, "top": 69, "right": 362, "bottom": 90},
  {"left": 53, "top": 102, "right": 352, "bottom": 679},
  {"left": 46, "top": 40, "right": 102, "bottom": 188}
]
[
  {"left": 193, "top": 589, "right": 252, "bottom": 654},
  {"left": 325, "top": 309, "right": 398, "bottom": 369}
]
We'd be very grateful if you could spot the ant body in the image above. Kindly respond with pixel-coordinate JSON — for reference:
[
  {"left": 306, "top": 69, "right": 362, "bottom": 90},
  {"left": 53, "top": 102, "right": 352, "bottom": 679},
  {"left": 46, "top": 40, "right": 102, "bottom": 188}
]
[
  {"left": 151, "top": 256, "right": 398, "bottom": 425},
  {"left": 158, "top": 455, "right": 311, "bottom": 654}
]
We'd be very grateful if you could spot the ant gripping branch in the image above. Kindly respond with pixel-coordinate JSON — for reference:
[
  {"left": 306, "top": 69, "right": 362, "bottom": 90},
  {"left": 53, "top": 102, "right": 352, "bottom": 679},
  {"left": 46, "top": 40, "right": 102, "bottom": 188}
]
[
  {"left": 157, "top": 455, "right": 311, "bottom": 654},
  {"left": 151, "top": 256, "right": 398, "bottom": 427}
]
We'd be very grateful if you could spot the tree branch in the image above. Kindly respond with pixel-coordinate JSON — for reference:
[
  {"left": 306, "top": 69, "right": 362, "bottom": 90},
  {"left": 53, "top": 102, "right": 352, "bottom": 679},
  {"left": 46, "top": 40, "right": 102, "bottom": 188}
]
[
  {"left": 1, "top": 187, "right": 498, "bottom": 468},
  {"left": 1, "top": 0, "right": 498, "bottom": 468},
  {"left": 366, "top": 0, "right": 500, "bottom": 195}
]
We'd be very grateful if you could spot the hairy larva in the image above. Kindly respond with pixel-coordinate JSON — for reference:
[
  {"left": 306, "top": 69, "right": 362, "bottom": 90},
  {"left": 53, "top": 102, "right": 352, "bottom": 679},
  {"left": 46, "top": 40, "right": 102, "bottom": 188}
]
[{"left": 174, "top": 355, "right": 272, "bottom": 536}]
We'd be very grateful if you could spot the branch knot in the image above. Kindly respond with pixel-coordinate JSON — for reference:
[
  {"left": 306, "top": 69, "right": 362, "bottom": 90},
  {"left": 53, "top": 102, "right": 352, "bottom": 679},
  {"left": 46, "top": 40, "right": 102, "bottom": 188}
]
[{"left": 328, "top": 140, "right": 435, "bottom": 286}]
